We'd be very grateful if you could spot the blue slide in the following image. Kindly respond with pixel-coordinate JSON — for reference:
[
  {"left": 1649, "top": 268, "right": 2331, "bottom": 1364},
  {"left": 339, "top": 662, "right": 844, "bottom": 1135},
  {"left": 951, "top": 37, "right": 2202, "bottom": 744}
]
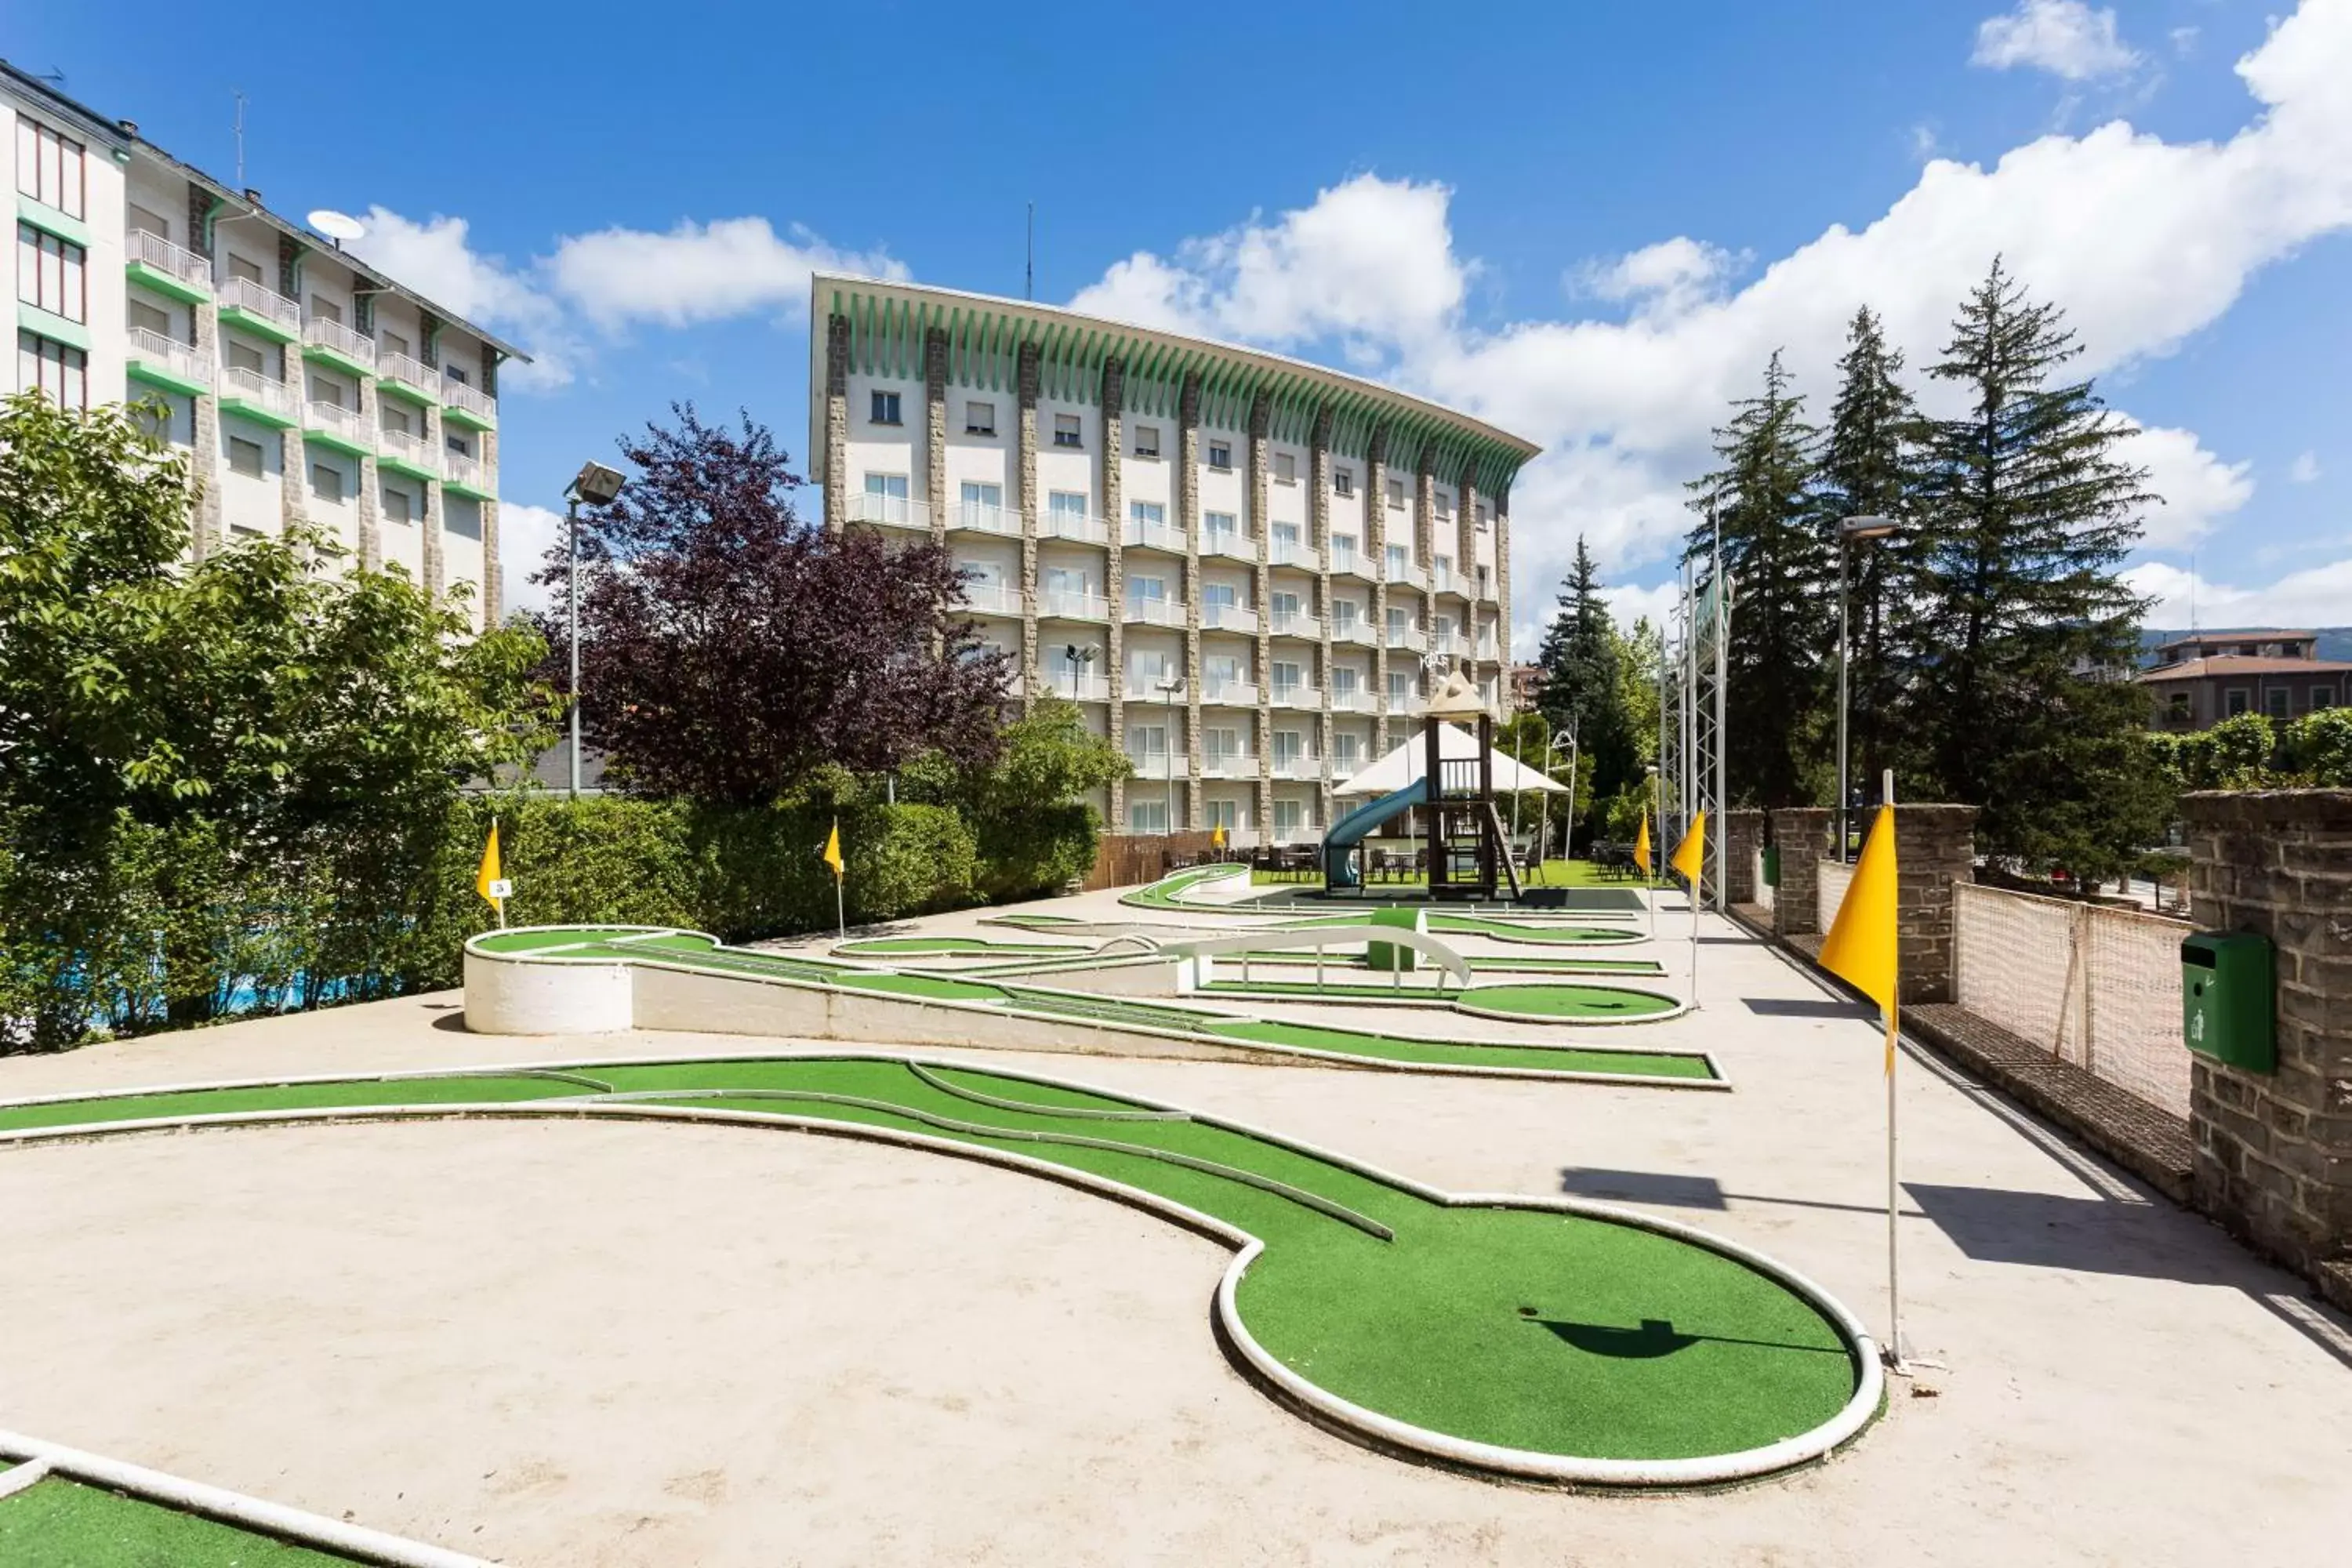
[{"left": 1321, "top": 777, "right": 1431, "bottom": 888}]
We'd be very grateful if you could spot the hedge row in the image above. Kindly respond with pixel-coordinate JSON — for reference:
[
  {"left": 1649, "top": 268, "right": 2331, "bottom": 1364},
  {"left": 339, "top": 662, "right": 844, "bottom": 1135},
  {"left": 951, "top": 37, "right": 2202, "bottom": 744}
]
[{"left": 0, "top": 793, "right": 1089, "bottom": 1051}]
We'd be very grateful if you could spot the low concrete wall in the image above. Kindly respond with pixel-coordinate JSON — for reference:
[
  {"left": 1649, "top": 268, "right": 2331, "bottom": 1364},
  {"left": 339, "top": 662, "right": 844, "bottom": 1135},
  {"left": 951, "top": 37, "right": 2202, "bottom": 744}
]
[{"left": 463, "top": 949, "right": 633, "bottom": 1035}]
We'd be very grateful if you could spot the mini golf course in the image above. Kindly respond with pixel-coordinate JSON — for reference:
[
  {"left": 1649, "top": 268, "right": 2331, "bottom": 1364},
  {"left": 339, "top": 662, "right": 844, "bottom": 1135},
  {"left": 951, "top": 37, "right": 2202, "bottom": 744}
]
[
  {"left": 0, "top": 1472, "right": 368, "bottom": 1566},
  {"left": 838, "top": 935, "right": 1668, "bottom": 978},
  {"left": 1198, "top": 977, "right": 1680, "bottom": 1020},
  {"left": 0, "top": 1052, "right": 1878, "bottom": 1487},
  {"left": 472, "top": 928, "right": 1716, "bottom": 1084},
  {"left": 1123, "top": 863, "right": 1650, "bottom": 919}
]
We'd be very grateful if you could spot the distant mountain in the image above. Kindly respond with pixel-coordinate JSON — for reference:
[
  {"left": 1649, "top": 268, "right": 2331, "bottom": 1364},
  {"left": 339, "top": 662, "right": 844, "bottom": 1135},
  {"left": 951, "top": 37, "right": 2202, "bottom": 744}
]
[{"left": 2137, "top": 627, "right": 2352, "bottom": 666}]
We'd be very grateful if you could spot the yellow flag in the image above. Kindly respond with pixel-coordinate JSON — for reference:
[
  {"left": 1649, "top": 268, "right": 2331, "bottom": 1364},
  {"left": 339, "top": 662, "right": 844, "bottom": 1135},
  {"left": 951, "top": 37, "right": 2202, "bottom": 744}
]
[
  {"left": 1819, "top": 804, "right": 1900, "bottom": 1025},
  {"left": 1669, "top": 810, "right": 1707, "bottom": 884},
  {"left": 821, "top": 818, "right": 844, "bottom": 879},
  {"left": 1210, "top": 822, "right": 1227, "bottom": 850},
  {"left": 1632, "top": 812, "right": 1652, "bottom": 875},
  {"left": 475, "top": 820, "right": 503, "bottom": 907}
]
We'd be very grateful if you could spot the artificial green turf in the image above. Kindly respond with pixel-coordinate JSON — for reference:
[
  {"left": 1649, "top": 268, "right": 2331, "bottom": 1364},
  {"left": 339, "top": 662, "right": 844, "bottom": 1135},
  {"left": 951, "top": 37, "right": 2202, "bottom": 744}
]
[
  {"left": 1231, "top": 952, "right": 1664, "bottom": 975},
  {"left": 1200, "top": 978, "right": 1678, "bottom": 1019},
  {"left": 0, "top": 1056, "right": 1853, "bottom": 1467},
  {"left": 1200, "top": 1020, "right": 1715, "bottom": 1080},
  {"left": 0, "top": 1477, "right": 368, "bottom": 1565},
  {"left": 837, "top": 937, "right": 1085, "bottom": 956}
]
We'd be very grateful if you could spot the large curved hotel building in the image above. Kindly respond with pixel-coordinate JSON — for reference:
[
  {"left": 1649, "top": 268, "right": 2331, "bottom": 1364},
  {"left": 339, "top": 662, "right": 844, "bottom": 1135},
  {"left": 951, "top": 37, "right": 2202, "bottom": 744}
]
[{"left": 809, "top": 274, "right": 1539, "bottom": 841}]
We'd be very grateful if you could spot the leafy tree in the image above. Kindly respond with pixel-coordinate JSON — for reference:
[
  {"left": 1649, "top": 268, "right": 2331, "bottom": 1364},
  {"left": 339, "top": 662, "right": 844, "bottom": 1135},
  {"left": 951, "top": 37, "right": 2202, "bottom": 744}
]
[
  {"left": 1909, "top": 260, "right": 2158, "bottom": 873},
  {"left": 901, "top": 698, "right": 1129, "bottom": 898},
  {"left": 1819, "top": 307, "right": 1928, "bottom": 799},
  {"left": 547, "top": 405, "right": 1011, "bottom": 806},
  {"left": 1533, "top": 537, "right": 1645, "bottom": 832},
  {"left": 1686, "top": 351, "right": 1835, "bottom": 808},
  {"left": 2280, "top": 708, "right": 2352, "bottom": 785}
]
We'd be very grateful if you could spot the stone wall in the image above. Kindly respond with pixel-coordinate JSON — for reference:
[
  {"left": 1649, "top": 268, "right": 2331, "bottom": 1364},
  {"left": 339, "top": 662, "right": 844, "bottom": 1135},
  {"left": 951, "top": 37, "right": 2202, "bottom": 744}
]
[
  {"left": 2181, "top": 789, "right": 2352, "bottom": 1295},
  {"left": 1770, "top": 808, "right": 1832, "bottom": 938},
  {"left": 1723, "top": 808, "right": 1764, "bottom": 906},
  {"left": 1890, "top": 804, "right": 1976, "bottom": 1004}
]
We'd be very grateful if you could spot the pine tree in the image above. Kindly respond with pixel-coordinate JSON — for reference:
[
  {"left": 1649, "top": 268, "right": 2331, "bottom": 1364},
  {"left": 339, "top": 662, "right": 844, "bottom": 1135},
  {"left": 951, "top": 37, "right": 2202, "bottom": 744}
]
[
  {"left": 1686, "top": 351, "right": 1835, "bottom": 808},
  {"left": 1819, "top": 307, "right": 1926, "bottom": 807},
  {"left": 1910, "top": 259, "right": 2165, "bottom": 877},
  {"left": 1535, "top": 537, "right": 1638, "bottom": 830}
]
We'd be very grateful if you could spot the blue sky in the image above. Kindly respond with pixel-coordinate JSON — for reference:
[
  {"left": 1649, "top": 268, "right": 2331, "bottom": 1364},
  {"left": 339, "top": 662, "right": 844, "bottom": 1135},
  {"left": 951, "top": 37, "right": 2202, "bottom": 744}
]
[{"left": 14, "top": 0, "right": 2350, "bottom": 641}]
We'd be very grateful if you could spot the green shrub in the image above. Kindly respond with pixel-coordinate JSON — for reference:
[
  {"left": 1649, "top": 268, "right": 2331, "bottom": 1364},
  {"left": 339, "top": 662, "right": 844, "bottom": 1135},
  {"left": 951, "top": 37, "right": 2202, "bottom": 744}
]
[{"left": 2278, "top": 708, "right": 2352, "bottom": 786}]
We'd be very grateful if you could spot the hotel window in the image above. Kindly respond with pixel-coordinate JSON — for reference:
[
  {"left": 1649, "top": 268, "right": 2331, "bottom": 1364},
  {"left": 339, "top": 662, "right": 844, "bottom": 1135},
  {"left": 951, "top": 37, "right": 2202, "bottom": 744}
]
[
  {"left": 381, "top": 331, "right": 412, "bottom": 359},
  {"left": 446, "top": 363, "right": 470, "bottom": 387},
  {"left": 17, "top": 224, "right": 85, "bottom": 322},
  {"left": 1331, "top": 600, "right": 1358, "bottom": 635},
  {"left": 1127, "top": 574, "right": 1168, "bottom": 612},
  {"left": 1271, "top": 659, "right": 1301, "bottom": 695},
  {"left": 228, "top": 254, "right": 267, "bottom": 286},
  {"left": 17, "top": 332, "right": 85, "bottom": 409},
  {"left": 128, "top": 297, "right": 172, "bottom": 339},
  {"left": 961, "top": 481, "right": 1004, "bottom": 527},
  {"left": 1048, "top": 491, "right": 1090, "bottom": 531},
  {"left": 1273, "top": 798, "right": 1305, "bottom": 836},
  {"left": 2316, "top": 689, "right": 2336, "bottom": 710},
  {"left": 1205, "top": 799, "right": 1239, "bottom": 832},
  {"left": 1335, "top": 733, "right": 1362, "bottom": 767},
  {"left": 863, "top": 473, "right": 912, "bottom": 524},
  {"left": 446, "top": 431, "right": 473, "bottom": 457},
  {"left": 1128, "top": 721, "right": 1170, "bottom": 760},
  {"left": 1333, "top": 666, "right": 1359, "bottom": 699},
  {"left": 1273, "top": 452, "right": 1297, "bottom": 485},
  {"left": 227, "top": 435, "right": 267, "bottom": 479},
  {"left": 311, "top": 296, "right": 343, "bottom": 325},
  {"left": 129, "top": 203, "right": 172, "bottom": 240},
  {"left": 15, "top": 119, "right": 85, "bottom": 219},
  {"left": 310, "top": 463, "right": 345, "bottom": 504},
  {"left": 1388, "top": 670, "right": 1413, "bottom": 707},
  {"left": 1435, "top": 492, "right": 1453, "bottom": 520},
  {"left": 1387, "top": 478, "right": 1406, "bottom": 509},
  {"left": 2266, "top": 687, "right": 2290, "bottom": 720},
  {"left": 226, "top": 339, "right": 266, "bottom": 376},
  {"left": 1476, "top": 565, "right": 1492, "bottom": 597},
  {"left": 1272, "top": 731, "right": 1304, "bottom": 767},
  {"left": 1129, "top": 798, "right": 1170, "bottom": 833},
  {"left": 1207, "top": 440, "right": 1232, "bottom": 471},
  {"left": 1203, "top": 582, "right": 1239, "bottom": 617},
  {"left": 1435, "top": 553, "right": 1453, "bottom": 577},
  {"left": 383, "top": 402, "right": 414, "bottom": 435},
  {"left": 1054, "top": 412, "right": 1083, "bottom": 448},
  {"left": 1385, "top": 543, "right": 1410, "bottom": 579},
  {"left": 1478, "top": 500, "right": 1494, "bottom": 531},
  {"left": 383, "top": 486, "right": 414, "bottom": 524},
  {"left": 1132, "top": 423, "right": 1160, "bottom": 458},
  {"left": 869, "top": 390, "right": 902, "bottom": 425},
  {"left": 1205, "top": 510, "right": 1240, "bottom": 549},
  {"left": 1130, "top": 499, "right": 1166, "bottom": 534},
  {"left": 966, "top": 399, "right": 996, "bottom": 436},
  {"left": 1204, "top": 727, "right": 1242, "bottom": 764},
  {"left": 1333, "top": 466, "right": 1354, "bottom": 497},
  {"left": 1272, "top": 521, "right": 1301, "bottom": 554},
  {"left": 1271, "top": 591, "right": 1301, "bottom": 623}
]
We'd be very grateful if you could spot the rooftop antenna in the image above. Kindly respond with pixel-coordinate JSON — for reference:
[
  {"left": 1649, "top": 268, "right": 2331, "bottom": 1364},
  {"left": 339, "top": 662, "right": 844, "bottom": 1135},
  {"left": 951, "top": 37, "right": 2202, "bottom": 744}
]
[
  {"left": 233, "top": 90, "right": 246, "bottom": 189},
  {"left": 1025, "top": 201, "right": 1034, "bottom": 301}
]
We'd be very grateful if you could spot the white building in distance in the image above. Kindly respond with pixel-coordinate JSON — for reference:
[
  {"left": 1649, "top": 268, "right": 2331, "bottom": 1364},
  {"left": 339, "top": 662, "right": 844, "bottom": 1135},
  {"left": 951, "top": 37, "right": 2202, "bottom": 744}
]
[
  {"left": 5, "top": 61, "right": 523, "bottom": 627},
  {"left": 809, "top": 273, "right": 1538, "bottom": 840}
]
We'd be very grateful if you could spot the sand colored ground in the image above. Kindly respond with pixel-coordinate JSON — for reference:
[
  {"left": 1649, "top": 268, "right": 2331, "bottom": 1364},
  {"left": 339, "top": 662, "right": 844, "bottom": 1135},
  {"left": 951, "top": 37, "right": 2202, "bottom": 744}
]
[{"left": 1, "top": 887, "right": 2348, "bottom": 1565}]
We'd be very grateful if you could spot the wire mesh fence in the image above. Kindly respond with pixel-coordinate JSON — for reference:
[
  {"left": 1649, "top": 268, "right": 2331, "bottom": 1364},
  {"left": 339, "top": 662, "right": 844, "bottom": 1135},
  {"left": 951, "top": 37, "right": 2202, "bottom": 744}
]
[
  {"left": 1954, "top": 883, "right": 2190, "bottom": 1117},
  {"left": 1817, "top": 858, "right": 1854, "bottom": 926}
]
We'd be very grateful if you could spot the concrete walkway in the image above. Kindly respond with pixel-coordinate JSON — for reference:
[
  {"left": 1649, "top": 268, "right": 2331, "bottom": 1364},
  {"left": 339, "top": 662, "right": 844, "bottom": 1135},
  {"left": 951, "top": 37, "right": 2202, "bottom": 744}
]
[{"left": 0, "top": 887, "right": 2346, "bottom": 1566}]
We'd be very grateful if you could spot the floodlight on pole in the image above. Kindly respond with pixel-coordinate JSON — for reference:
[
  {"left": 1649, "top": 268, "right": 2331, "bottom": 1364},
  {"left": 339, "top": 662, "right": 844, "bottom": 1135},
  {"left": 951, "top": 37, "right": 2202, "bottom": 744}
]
[
  {"left": 1836, "top": 514, "right": 1897, "bottom": 862},
  {"left": 1155, "top": 675, "right": 1185, "bottom": 833},
  {"left": 564, "top": 461, "right": 629, "bottom": 800}
]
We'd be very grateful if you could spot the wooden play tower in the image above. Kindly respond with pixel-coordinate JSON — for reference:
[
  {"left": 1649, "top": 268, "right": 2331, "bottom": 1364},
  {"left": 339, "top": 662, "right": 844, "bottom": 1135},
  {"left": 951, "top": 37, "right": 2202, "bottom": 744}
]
[{"left": 1423, "top": 670, "right": 1521, "bottom": 902}]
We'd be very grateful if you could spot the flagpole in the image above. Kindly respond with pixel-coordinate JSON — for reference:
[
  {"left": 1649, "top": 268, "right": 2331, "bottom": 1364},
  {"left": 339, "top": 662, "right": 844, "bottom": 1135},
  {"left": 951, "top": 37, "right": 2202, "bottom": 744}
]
[
  {"left": 1882, "top": 766, "right": 1903, "bottom": 1371},
  {"left": 836, "top": 873, "right": 846, "bottom": 943}
]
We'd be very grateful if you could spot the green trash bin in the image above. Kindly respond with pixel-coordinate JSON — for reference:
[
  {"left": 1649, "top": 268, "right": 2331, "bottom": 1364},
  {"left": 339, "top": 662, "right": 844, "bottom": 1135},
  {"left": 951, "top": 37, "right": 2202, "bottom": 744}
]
[
  {"left": 2182, "top": 931, "right": 2274, "bottom": 1073},
  {"left": 1762, "top": 846, "right": 1781, "bottom": 889}
]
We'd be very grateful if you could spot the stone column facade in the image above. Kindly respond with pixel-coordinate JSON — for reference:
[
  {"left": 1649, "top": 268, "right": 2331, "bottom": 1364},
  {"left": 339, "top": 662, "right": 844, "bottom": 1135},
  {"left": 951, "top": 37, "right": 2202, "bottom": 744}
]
[
  {"left": 1178, "top": 372, "right": 1204, "bottom": 830},
  {"left": 1494, "top": 485, "right": 1514, "bottom": 688},
  {"left": 1724, "top": 808, "right": 1765, "bottom": 906},
  {"left": 1457, "top": 474, "right": 1483, "bottom": 679},
  {"left": 822, "top": 314, "right": 851, "bottom": 530},
  {"left": 1367, "top": 425, "right": 1391, "bottom": 764},
  {"left": 924, "top": 327, "right": 949, "bottom": 546},
  {"left": 1101, "top": 357, "right": 1127, "bottom": 828},
  {"left": 1769, "top": 807, "right": 1833, "bottom": 938},
  {"left": 478, "top": 425, "right": 501, "bottom": 630},
  {"left": 1016, "top": 340, "right": 1042, "bottom": 711},
  {"left": 2182, "top": 789, "right": 2352, "bottom": 1301},
  {"left": 1308, "top": 404, "right": 1334, "bottom": 830},
  {"left": 1890, "top": 804, "right": 1976, "bottom": 1004},
  {"left": 419, "top": 405, "right": 446, "bottom": 599},
  {"left": 1248, "top": 390, "right": 1275, "bottom": 837}
]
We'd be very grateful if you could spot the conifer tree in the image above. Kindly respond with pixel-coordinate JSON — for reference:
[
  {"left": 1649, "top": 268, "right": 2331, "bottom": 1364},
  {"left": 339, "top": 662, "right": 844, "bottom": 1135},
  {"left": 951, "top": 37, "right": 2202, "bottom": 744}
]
[
  {"left": 1535, "top": 537, "right": 1637, "bottom": 829},
  {"left": 1910, "top": 260, "right": 2167, "bottom": 876},
  {"left": 1686, "top": 350, "right": 1835, "bottom": 808},
  {"left": 1819, "top": 306, "right": 1926, "bottom": 804}
]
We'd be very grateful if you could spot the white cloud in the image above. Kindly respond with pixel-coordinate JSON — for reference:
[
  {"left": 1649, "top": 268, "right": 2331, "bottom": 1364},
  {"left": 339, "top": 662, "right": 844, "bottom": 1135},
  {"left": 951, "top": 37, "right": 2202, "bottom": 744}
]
[
  {"left": 1573, "top": 237, "right": 1747, "bottom": 319},
  {"left": 2123, "top": 557, "right": 2352, "bottom": 626},
  {"left": 495, "top": 503, "right": 566, "bottom": 617},
  {"left": 1066, "top": 2, "right": 2352, "bottom": 647},
  {"left": 348, "top": 209, "right": 579, "bottom": 389},
  {"left": 546, "top": 218, "right": 906, "bottom": 330},
  {"left": 2171, "top": 25, "right": 2201, "bottom": 59},
  {"left": 2288, "top": 450, "right": 2322, "bottom": 484},
  {"left": 1973, "top": 1, "right": 2143, "bottom": 81},
  {"left": 1070, "top": 174, "right": 1469, "bottom": 352}
]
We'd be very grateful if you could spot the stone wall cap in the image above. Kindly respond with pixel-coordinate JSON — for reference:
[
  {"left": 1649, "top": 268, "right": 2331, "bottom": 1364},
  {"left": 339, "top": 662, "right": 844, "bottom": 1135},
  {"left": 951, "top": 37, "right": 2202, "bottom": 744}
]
[{"left": 2181, "top": 789, "right": 2352, "bottom": 830}]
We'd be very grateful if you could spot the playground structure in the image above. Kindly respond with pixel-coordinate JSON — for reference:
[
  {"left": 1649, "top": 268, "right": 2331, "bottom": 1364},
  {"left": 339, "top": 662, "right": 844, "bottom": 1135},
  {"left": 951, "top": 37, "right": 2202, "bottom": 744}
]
[{"left": 1321, "top": 672, "right": 1537, "bottom": 899}]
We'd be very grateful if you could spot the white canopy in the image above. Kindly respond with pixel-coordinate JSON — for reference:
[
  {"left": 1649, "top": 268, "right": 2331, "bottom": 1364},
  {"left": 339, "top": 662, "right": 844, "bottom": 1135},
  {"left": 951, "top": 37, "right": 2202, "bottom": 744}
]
[{"left": 1332, "top": 722, "right": 1568, "bottom": 797}]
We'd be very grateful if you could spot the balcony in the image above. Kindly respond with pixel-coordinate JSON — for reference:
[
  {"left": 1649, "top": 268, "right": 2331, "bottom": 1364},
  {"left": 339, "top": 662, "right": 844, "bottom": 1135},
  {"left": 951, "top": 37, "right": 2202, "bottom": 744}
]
[
  {"left": 959, "top": 581, "right": 1022, "bottom": 616},
  {"left": 1430, "top": 631, "right": 1471, "bottom": 659},
  {"left": 216, "top": 276, "right": 301, "bottom": 343},
  {"left": 1123, "top": 516, "right": 1186, "bottom": 554},
  {"left": 444, "top": 449, "right": 494, "bottom": 499},
  {"left": 301, "top": 398, "right": 372, "bottom": 457},
  {"left": 1042, "top": 673, "right": 1112, "bottom": 702},
  {"left": 1200, "top": 680, "right": 1259, "bottom": 707},
  {"left": 1385, "top": 625, "right": 1427, "bottom": 652},
  {"left": 1125, "top": 751, "right": 1190, "bottom": 781},
  {"left": 124, "top": 230, "right": 211, "bottom": 303},
  {"left": 1331, "top": 621, "right": 1377, "bottom": 648},
  {"left": 1269, "top": 539, "right": 1320, "bottom": 571},
  {"left": 124, "top": 328, "right": 212, "bottom": 397},
  {"left": 949, "top": 502, "right": 1021, "bottom": 538},
  {"left": 1201, "top": 750, "right": 1258, "bottom": 780},
  {"left": 377, "top": 350, "right": 439, "bottom": 405},
  {"left": 1268, "top": 610, "right": 1321, "bottom": 641},
  {"left": 849, "top": 492, "right": 931, "bottom": 532},
  {"left": 301, "top": 316, "right": 377, "bottom": 376},
  {"left": 442, "top": 377, "right": 498, "bottom": 430},
  {"left": 1201, "top": 529, "right": 1254, "bottom": 562},
  {"left": 1044, "top": 509, "right": 1109, "bottom": 546},
  {"left": 1382, "top": 560, "right": 1428, "bottom": 593},
  {"left": 1122, "top": 596, "right": 1185, "bottom": 629},
  {"left": 1429, "top": 567, "right": 1469, "bottom": 599},
  {"left": 216, "top": 365, "right": 298, "bottom": 429},
  {"left": 376, "top": 426, "right": 442, "bottom": 481},
  {"left": 1329, "top": 688, "right": 1371, "bottom": 713},
  {"left": 1269, "top": 683, "right": 1321, "bottom": 710},
  {"left": 1330, "top": 547, "right": 1377, "bottom": 582},
  {"left": 1201, "top": 603, "right": 1258, "bottom": 635},
  {"left": 1271, "top": 754, "right": 1323, "bottom": 782},
  {"left": 1038, "top": 587, "right": 1112, "bottom": 622}
]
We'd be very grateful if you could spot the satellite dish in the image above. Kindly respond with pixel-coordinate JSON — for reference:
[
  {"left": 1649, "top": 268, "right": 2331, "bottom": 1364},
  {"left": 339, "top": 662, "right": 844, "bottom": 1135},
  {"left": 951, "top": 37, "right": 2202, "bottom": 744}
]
[{"left": 307, "top": 209, "right": 365, "bottom": 245}]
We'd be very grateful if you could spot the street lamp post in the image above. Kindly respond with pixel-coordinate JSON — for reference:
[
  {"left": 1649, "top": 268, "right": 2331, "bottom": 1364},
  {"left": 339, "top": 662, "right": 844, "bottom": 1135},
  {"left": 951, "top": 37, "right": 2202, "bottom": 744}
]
[
  {"left": 1064, "top": 641, "right": 1098, "bottom": 701},
  {"left": 1534, "top": 723, "right": 1576, "bottom": 866},
  {"left": 563, "top": 461, "right": 629, "bottom": 800},
  {"left": 1155, "top": 674, "right": 1185, "bottom": 833},
  {"left": 1837, "top": 514, "right": 1897, "bottom": 862}
]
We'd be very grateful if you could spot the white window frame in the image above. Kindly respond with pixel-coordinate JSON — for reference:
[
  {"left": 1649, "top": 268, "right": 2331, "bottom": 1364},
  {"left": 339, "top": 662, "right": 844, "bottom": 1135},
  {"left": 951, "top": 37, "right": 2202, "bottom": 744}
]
[
  {"left": 965, "top": 399, "right": 996, "bottom": 436},
  {"left": 1273, "top": 452, "right": 1297, "bottom": 485},
  {"left": 227, "top": 434, "right": 267, "bottom": 478},
  {"left": 1131, "top": 423, "right": 1161, "bottom": 459},
  {"left": 1207, "top": 440, "right": 1232, "bottom": 471},
  {"left": 1054, "top": 412, "right": 1083, "bottom": 449},
  {"left": 1333, "top": 466, "right": 1354, "bottom": 498}
]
